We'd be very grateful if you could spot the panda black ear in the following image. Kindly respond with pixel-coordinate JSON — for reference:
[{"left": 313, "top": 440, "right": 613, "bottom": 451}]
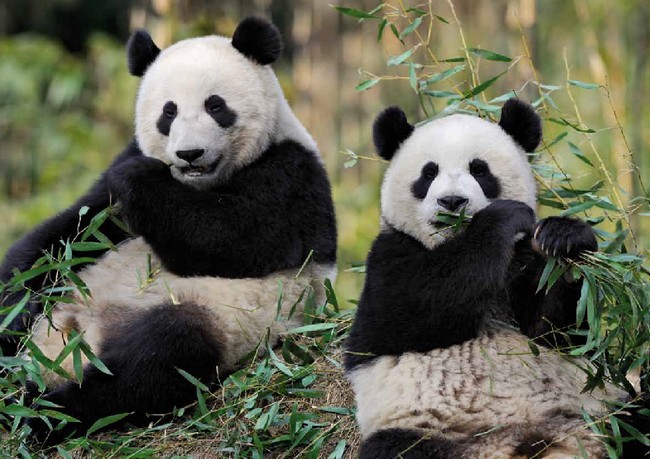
[
  {"left": 232, "top": 16, "right": 282, "bottom": 65},
  {"left": 127, "top": 30, "right": 161, "bottom": 77},
  {"left": 373, "top": 106, "right": 414, "bottom": 161},
  {"left": 498, "top": 98, "right": 542, "bottom": 153}
]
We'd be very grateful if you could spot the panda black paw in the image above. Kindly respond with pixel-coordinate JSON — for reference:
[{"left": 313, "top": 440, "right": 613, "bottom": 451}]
[
  {"left": 107, "top": 156, "right": 169, "bottom": 200},
  {"left": 533, "top": 216, "right": 597, "bottom": 260},
  {"left": 471, "top": 199, "right": 535, "bottom": 240}
]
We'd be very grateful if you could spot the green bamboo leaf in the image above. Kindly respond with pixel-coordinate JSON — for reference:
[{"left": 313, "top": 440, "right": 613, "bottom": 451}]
[
  {"left": 467, "top": 48, "right": 512, "bottom": 62},
  {"left": 177, "top": 367, "right": 209, "bottom": 392},
  {"left": 434, "top": 14, "right": 449, "bottom": 24},
  {"left": 568, "top": 79, "right": 600, "bottom": 90},
  {"left": 536, "top": 257, "right": 557, "bottom": 293},
  {"left": 545, "top": 131, "right": 568, "bottom": 149},
  {"left": 567, "top": 142, "right": 593, "bottom": 167},
  {"left": 332, "top": 6, "right": 379, "bottom": 19},
  {"left": 419, "top": 65, "right": 465, "bottom": 88},
  {"left": 355, "top": 78, "right": 380, "bottom": 91},
  {"left": 328, "top": 440, "right": 347, "bottom": 459},
  {"left": 389, "top": 24, "right": 404, "bottom": 44},
  {"left": 387, "top": 47, "right": 416, "bottom": 66},
  {"left": 377, "top": 18, "right": 387, "bottom": 41},
  {"left": 287, "top": 323, "right": 338, "bottom": 334},
  {"left": 86, "top": 412, "right": 131, "bottom": 435},
  {"left": 423, "top": 90, "right": 462, "bottom": 99},
  {"left": 400, "top": 17, "right": 422, "bottom": 39},
  {"left": 406, "top": 7, "right": 427, "bottom": 17},
  {"left": 560, "top": 201, "right": 597, "bottom": 216},
  {"left": 409, "top": 63, "right": 417, "bottom": 92},
  {"left": 463, "top": 71, "right": 507, "bottom": 98}
]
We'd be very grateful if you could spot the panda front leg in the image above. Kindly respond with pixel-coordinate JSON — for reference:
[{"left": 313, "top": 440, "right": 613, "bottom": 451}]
[
  {"left": 28, "top": 301, "right": 222, "bottom": 444},
  {"left": 0, "top": 144, "right": 139, "bottom": 356},
  {"left": 509, "top": 216, "right": 597, "bottom": 347}
]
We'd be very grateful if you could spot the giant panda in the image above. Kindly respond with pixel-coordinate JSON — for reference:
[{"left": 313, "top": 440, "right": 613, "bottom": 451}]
[
  {"left": 0, "top": 17, "right": 336, "bottom": 441},
  {"left": 344, "top": 99, "right": 649, "bottom": 458}
]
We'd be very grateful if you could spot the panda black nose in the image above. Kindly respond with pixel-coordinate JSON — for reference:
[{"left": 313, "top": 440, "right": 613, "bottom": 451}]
[
  {"left": 437, "top": 195, "right": 469, "bottom": 212},
  {"left": 176, "top": 149, "right": 204, "bottom": 163}
]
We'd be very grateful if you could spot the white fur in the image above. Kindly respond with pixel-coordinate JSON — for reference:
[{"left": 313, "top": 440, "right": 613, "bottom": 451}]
[
  {"left": 381, "top": 114, "right": 536, "bottom": 249},
  {"left": 349, "top": 327, "right": 626, "bottom": 458},
  {"left": 135, "top": 35, "right": 319, "bottom": 188},
  {"left": 32, "top": 238, "right": 335, "bottom": 388}
]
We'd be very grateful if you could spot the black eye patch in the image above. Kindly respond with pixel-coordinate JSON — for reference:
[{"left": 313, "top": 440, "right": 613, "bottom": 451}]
[
  {"left": 469, "top": 158, "right": 500, "bottom": 199},
  {"left": 205, "top": 95, "right": 237, "bottom": 128},
  {"left": 156, "top": 101, "right": 177, "bottom": 136},
  {"left": 411, "top": 162, "right": 439, "bottom": 200}
]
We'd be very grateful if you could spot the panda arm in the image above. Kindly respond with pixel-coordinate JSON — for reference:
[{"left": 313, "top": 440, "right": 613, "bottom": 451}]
[
  {"left": 345, "top": 200, "right": 534, "bottom": 368},
  {"left": 106, "top": 142, "right": 334, "bottom": 277},
  {"left": 0, "top": 142, "right": 138, "bottom": 352},
  {"left": 508, "top": 216, "right": 597, "bottom": 347}
]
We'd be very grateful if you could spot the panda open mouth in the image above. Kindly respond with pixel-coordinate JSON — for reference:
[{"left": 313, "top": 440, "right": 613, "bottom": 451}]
[{"left": 179, "top": 157, "right": 221, "bottom": 177}]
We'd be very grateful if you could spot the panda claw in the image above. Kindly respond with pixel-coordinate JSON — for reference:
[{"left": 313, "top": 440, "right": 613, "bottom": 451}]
[{"left": 534, "top": 224, "right": 542, "bottom": 241}]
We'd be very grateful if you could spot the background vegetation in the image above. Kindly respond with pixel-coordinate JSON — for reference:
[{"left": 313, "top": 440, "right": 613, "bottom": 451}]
[{"left": 0, "top": 0, "right": 648, "bottom": 457}]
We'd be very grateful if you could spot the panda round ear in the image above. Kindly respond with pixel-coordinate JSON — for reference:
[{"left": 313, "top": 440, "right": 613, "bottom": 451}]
[
  {"left": 232, "top": 16, "right": 282, "bottom": 65},
  {"left": 373, "top": 106, "right": 414, "bottom": 161},
  {"left": 498, "top": 98, "right": 542, "bottom": 153},
  {"left": 127, "top": 30, "right": 161, "bottom": 77}
]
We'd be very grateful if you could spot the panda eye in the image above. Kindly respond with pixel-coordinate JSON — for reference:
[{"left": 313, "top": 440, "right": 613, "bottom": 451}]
[
  {"left": 205, "top": 95, "right": 223, "bottom": 114},
  {"left": 162, "top": 101, "right": 177, "bottom": 119},
  {"left": 422, "top": 162, "right": 439, "bottom": 180},
  {"left": 469, "top": 159, "right": 489, "bottom": 177}
]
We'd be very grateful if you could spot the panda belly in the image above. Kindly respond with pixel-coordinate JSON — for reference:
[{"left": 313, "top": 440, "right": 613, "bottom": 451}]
[
  {"left": 348, "top": 327, "right": 627, "bottom": 458},
  {"left": 32, "top": 237, "right": 333, "bottom": 388}
]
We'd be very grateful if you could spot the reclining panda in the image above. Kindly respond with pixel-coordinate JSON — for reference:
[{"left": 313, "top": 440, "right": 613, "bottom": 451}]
[
  {"left": 345, "top": 99, "right": 648, "bottom": 458},
  {"left": 0, "top": 17, "right": 336, "bottom": 440}
]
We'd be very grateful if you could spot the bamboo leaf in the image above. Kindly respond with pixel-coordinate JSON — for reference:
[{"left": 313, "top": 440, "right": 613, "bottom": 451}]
[
  {"left": 463, "top": 71, "right": 507, "bottom": 98},
  {"left": 355, "top": 79, "right": 380, "bottom": 91},
  {"left": 409, "top": 63, "right": 417, "bottom": 92},
  {"left": 400, "top": 17, "right": 422, "bottom": 39},
  {"left": 332, "top": 6, "right": 379, "bottom": 19},
  {"left": 467, "top": 48, "right": 512, "bottom": 62},
  {"left": 387, "top": 47, "right": 416, "bottom": 66},
  {"left": 86, "top": 412, "right": 131, "bottom": 435},
  {"left": 568, "top": 142, "right": 594, "bottom": 167},
  {"left": 568, "top": 79, "right": 600, "bottom": 90}
]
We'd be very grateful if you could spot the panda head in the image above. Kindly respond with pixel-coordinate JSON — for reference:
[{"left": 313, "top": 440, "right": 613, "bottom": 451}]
[
  {"left": 127, "top": 17, "right": 284, "bottom": 188},
  {"left": 374, "top": 99, "right": 541, "bottom": 248}
]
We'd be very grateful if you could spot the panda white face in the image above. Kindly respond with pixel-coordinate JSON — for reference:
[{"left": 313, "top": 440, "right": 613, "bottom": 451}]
[
  {"left": 134, "top": 36, "right": 278, "bottom": 188},
  {"left": 381, "top": 114, "right": 537, "bottom": 249}
]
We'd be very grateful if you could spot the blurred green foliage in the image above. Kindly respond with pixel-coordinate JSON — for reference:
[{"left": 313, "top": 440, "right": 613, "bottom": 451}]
[{"left": 0, "top": 33, "right": 136, "bottom": 251}]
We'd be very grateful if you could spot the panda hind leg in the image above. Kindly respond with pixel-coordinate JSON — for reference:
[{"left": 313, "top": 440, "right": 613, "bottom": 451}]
[
  {"left": 28, "top": 301, "right": 222, "bottom": 443},
  {"left": 359, "top": 428, "right": 457, "bottom": 459}
]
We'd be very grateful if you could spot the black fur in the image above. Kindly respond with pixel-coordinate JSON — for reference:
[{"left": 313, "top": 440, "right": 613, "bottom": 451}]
[
  {"left": 469, "top": 158, "right": 500, "bottom": 199},
  {"left": 27, "top": 302, "right": 222, "bottom": 444},
  {"left": 156, "top": 101, "right": 177, "bottom": 136},
  {"left": 345, "top": 201, "right": 601, "bottom": 371},
  {"left": 231, "top": 16, "right": 282, "bottom": 65},
  {"left": 373, "top": 106, "right": 414, "bottom": 160},
  {"left": 509, "top": 217, "right": 598, "bottom": 348},
  {"left": 410, "top": 162, "right": 438, "bottom": 200},
  {"left": 360, "top": 428, "right": 457, "bottom": 459},
  {"left": 204, "top": 95, "right": 237, "bottom": 128},
  {"left": 126, "top": 30, "right": 161, "bottom": 77},
  {"left": 345, "top": 200, "right": 536, "bottom": 369},
  {"left": 106, "top": 139, "right": 336, "bottom": 277},
  {"left": 0, "top": 143, "right": 139, "bottom": 355},
  {"left": 498, "top": 98, "right": 542, "bottom": 153}
]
